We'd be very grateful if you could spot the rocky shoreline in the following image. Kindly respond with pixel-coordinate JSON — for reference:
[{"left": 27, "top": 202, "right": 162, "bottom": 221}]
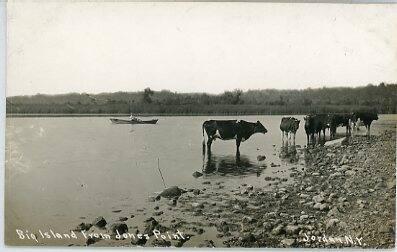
[{"left": 73, "top": 130, "right": 396, "bottom": 248}]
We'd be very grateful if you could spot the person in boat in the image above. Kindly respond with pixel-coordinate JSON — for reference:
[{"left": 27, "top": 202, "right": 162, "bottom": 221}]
[{"left": 129, "top": 114, "right": 141, "bottom": 122}]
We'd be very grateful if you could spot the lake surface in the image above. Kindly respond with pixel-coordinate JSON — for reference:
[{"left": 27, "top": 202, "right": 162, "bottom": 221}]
[{"left": 5, "top": 114, "right": 396, "bottom": 245}]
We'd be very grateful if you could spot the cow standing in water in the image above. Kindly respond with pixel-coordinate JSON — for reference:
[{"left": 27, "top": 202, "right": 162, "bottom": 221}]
[
  {"left": 280, "top": 117, "right": 300, "bottom": 145},
  {"left": 304, "top": 114, "right": 328, "bottom": 145},
  {"left": 329, "top": 113, "right": 352, "bottom": 139},
  {"left": 351, "top": 111, "right": 378, "bottom": 137},
  {"left": 202, "top": 120, "right": 268, "bottom": 156}
]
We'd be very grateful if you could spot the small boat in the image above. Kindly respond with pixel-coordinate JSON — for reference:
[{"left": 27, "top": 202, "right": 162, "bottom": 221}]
[{"left": 110, "top": 118, "right": 158, "bottom": 125}]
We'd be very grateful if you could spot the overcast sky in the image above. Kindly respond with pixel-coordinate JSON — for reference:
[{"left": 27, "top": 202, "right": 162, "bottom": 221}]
[{"left": 6, "top": 2, "right": 397, "bottom": 96}]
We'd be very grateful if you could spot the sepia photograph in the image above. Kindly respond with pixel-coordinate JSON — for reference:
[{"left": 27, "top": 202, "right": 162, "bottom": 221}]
[{"left": 4, "top": 1, "right": 397, "bottom": 249}]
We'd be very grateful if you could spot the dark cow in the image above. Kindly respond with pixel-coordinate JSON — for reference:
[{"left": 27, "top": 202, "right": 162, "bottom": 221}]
[
  {"left": 329, "top": 113, "right": 352, "bottom": 139},
  {"left": 351, "top": 111, "right": 378, "bottom": 136},
  {"left": 280, "top": 117, "right": 300, "bottom": 145},
  {"left": 304, "top": 114, "right": 329, "bottom": 145},
  {"left": 202, "top": 120, "right": 268, "bottom": 155}
]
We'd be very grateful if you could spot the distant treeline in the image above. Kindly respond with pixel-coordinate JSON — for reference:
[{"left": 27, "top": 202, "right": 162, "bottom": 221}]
[{"left": 6, "top": 83, "right": 397, "bottom": 115}]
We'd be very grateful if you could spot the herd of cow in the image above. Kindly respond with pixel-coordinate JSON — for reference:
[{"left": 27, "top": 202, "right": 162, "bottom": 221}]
[
  {"left": 301, "top": 111, "right": 378, "bottom": 145},
  {"left": 202, "top": 111, "right": 378, "bottom": 155}
]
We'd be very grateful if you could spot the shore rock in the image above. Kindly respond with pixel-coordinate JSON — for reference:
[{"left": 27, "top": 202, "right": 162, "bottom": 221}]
[
  {"left": 325, "top": 218, "right": 339, "bottom": 230},
  {"left": 151, "top": 239, "right": 171, "bottom": 247},
  {"left": 285, "top": 225, "right": 300, "bottom": 235},
  {"left": 144, "top": 217, "right": 165, "bottom": 235},
  {"left": 159, "top": 186, "right": 185, "bottom": 198},
  {"left": 271, "top": 224, "right": 285, "bottom": 235},
  {"left": 74, "top": 222, "right": 92, "bottom": 232},
  {"left": 86, "top": 237, "right": 100, "bottom": 246},
  {"left": 281, "top": 238, "right": 295, "bottom": 247},
  {"left": 93, "top": 216, "right": 107, "bottom": 228},
  {"left": 110, "top": 223, "right": 128, "bottom": 235},
  {"left": 241, "top": 233, "right": 256, "bottom": 243},
  {"left": 198, "top": 240, "right": 215, "bottom": 248},
  {"left": 132, "top": 236, "right": 148, "bottom": 246},
  {"left": 192, "top": 171, "right": 203, "bottom": 178},
  {"left": 313, "top": 203, "right": 329, "bottom": 211},
  {"left": 324, "top": 137, "right": 347, "bottom": 147},
  {"left": 313, "top": 195, "right": 325, "bottom": 203},
  {"left": 167, "top": 199, "right": 177, "bottom": 207}
]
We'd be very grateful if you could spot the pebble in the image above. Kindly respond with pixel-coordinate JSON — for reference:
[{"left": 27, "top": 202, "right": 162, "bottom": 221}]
[
  {"left": 110, "top": 223, "right": 128, "bottom": 235},
  {"left": 93, "top": 216, "right": 107, "bottom": 228},
  {"left": 300, "top": 193, "right": 310, "bottom": 198},
  {"left": 330, "top": 172, "right": 342, "bottom": 178},
  {"left": 313, "top": 195, "right": 325, "bottom": 203},
  {"left": 154, "top": 211, "right": 164, "bottom": 216},
  {"left": 167, "top": 199, "right": 177, "bottom": 207},
  {"left": 281, "top": 238, "right": 295, "bottom": 247},
  {"left": 345, "top": 170, "right": 356, "bottom": 176},
  {"left": 192, "top": 202, "right": 204, "bottom": 209},
  {"left": 192, "top": 171, "right": 203, "bottom": 178},
  {"left": 74, "top": 222, "right": 92, "bottom": 232},
  {"left": 326, "top": 218, "right": 339, "bottom": 230},
  {"left": 285, "top": 225, "right": 300, "bottom": 235},
  {"left": 313, "top": 203, "right": 329, "bottom": 211},
  {"left": 271, "top": 224, "right": 285, "bottom": 235}
]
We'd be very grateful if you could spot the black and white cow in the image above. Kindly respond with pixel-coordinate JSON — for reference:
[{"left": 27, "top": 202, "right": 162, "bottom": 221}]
[
  {"left": 202, "top": 120, "right": 268, "bottom": 155},
  {"left": 280, "top": 117, "right": 300, "bottom": 145},
  {"left": 351, "top": 111, "right": 378, "bottom": 136},
  {"left": 329, "top": 113, "right": 352, "bottom": 139}
]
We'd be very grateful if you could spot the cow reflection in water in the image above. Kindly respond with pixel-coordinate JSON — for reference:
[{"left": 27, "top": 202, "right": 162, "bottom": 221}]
[
  {"left": 279, "top": 141, "right": 299, "bottom": 163},
  {"left": 202, "top": 153, "right": 263, "bottom": 177}
]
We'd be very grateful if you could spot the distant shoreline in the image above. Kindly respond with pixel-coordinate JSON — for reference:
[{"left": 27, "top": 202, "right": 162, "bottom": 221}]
[
  {"left": 6, "top": 113, "right": 397, "bottom": 118},
  {"left": 6, "top": 84, "right": 397, "bottom": 115},
  {"left": 5, "top": 113, "right": 293, "bottom": 118}
]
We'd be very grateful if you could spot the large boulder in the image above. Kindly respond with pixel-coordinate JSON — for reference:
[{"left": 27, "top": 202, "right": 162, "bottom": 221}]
[{"left": 158, "top": 186, "right": 185, "bottom": 198}]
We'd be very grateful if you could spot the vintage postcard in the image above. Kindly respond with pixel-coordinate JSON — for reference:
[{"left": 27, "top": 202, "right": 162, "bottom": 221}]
[{"left": 4, "top": 1, "right": 397, "bottom": 249}]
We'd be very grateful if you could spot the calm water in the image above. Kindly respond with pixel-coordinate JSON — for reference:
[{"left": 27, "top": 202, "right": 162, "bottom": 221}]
[{"left": 5, "top": 114, "right": 396, "bottom": 244}]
